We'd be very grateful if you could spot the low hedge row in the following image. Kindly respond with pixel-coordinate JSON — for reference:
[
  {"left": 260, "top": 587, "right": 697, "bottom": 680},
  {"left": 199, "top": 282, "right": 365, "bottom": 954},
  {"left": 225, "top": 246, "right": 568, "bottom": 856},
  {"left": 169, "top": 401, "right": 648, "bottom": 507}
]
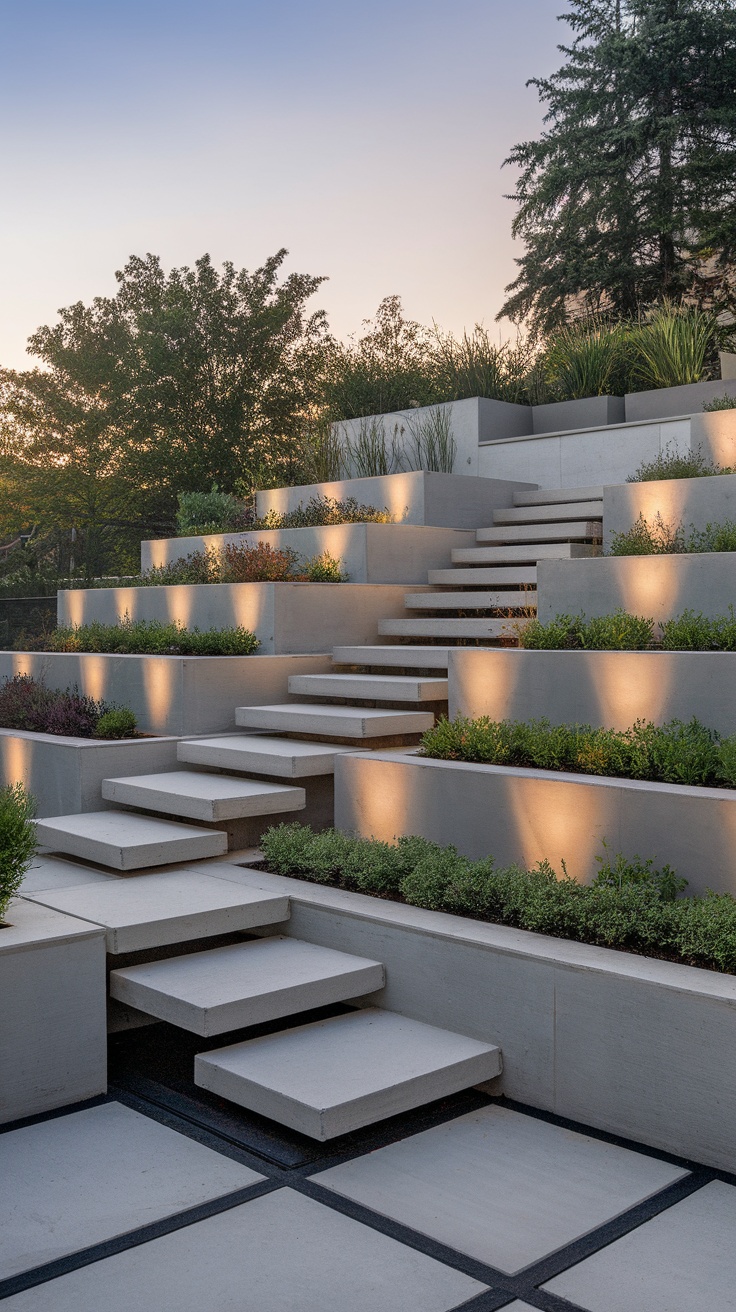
[
  {"left": 419, "top": 715, "right": 736, "bottom": 788},
  {"left": 0, "top": 674, "right": 137, "bottom": 738},
  {"left": 260, "top": 823, "right": 736, "bottom": 974},
  {"left": 26, "top": 618, "right": 260, "bottom": 656},
  {"left": 77, "top": 542, "right": 348, "bottom": 589},
  {"left": 520, "top": 607, "right": 736, "bottom": 651}
]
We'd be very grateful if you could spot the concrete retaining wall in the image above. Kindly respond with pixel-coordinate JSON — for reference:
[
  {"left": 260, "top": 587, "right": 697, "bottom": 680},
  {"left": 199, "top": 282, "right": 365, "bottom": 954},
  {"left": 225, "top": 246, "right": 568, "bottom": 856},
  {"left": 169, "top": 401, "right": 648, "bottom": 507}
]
[
  {"left": 537, "top": 553, "right": 736, "bottom": 624},
  {"left": 625, "top": 379, "right": 736, "bottom": 421},
  {"left": 533, "top": 396, "right": 625, "bottom": 433},
  {"left": 0, "top": 728, "right": 181, "bottom": 815},
  {"left": 603, "top": 469, "right": 736, "bottom": 551},
  {"left": 334, "top": 750, "right": 736, "bottom": 897},
  {"left": 141, "top": 523, "right": 474, "bottom": 579},
  {"left": 58, "top": 583, "right": 425, "bottom": 654}
]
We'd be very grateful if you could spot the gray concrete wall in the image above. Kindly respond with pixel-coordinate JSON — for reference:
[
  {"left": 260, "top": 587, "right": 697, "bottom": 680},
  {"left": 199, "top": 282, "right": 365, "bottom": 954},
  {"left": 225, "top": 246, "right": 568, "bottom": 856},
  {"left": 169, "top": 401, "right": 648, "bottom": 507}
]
[
  {"left": 232, "top": 865, "right": 736, "bottom": 1172},
  {"left": 449, "top": 648, "right": 736, "bottom": 733},
  {"left": 141, "top": 523, "right": 474, "bottom": 579},
  {"left": 0, "top": 728, "right": 181, "bottom": 815},
  {"left": 334, "top": 750, "right": 736, "bottom": 897},
  {"left": 603, "top": 470, "right": 736, "bottom": 551},
  {"left": 625, "top": 379, "right": 736, "bottom": 421},
  {"left": 57, "top": 582, "right": 424, "bottom": 654},
  {"left": 537, "top": 553, "right": 736, "bottom": 624},
  {"left": 532, "top": 396, "right": 625, "bottom": 434},
  {"left": 478, "top": 416, "right": 693, "bottom": 489},
  {"left": 0, "top": 652, "right": 331, "bottom": 736}
]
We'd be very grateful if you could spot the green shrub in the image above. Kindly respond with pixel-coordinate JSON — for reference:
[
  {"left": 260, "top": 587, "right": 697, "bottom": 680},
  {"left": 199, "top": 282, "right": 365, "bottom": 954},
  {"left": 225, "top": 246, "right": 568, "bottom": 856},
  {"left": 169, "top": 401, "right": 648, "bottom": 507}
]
[
  {"left": 303, "top": 552, "right": 347, "bottom": 582},
  {"left": 83, "top": 538, "right": 351, "bottom": 589},
  {"left": 608, "top": 512, "right": 686, "bottom": 555},
  {"left": 94, "top": 708, "right": 138, "bottom": 739},
  {"left": 259, "top": 495, "right": 393, "bottom": 528},
  {"left": 0, "top": 783, "right": 37, "bottom": 923},
  {"left": 688, "top": 520, "right": 736, "bottom": 553},
  {"left": 41, "top": 618, "right": 260, "bottom": 656},
  {"left": 630, "top": 302, "right": 718, "bottom": 390},
  {"left": 661, "top": 608, "right": 736, "bottom": 651},
  {"left": 176, "top": 487, "right": 251, "bottom": 536},
  {"left": 703, "top": 394, "right": 736, "bottom": 411},
  {"left": 627, "top": 444, "right": 727, "bottom": 482},
  {"left": 259, "top": 823, "right": 736, "bottom": 973},
  {"left": 519, "top": 610, "right": 654, "bottom": 650},
  {"left": 543, "top": 318, "right": 630, "bottom": 399}
]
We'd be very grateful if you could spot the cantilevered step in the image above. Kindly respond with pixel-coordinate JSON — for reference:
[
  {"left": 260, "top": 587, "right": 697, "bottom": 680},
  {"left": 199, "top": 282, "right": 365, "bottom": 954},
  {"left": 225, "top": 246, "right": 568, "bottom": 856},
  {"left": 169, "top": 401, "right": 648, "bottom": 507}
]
[
  {"left": 109, "top": 936, "right": 385, "bottom": 1036},
  {"left": 25, "top": 868, "right": 289, "bottom": 953},
  {"left": 512, "top": 485, "right": 603, "bottom": 507},
  {"left": 178, "top": 735, "right": 350, "bottom": 779},
  {"left": 452, "top": 543, "right": 599, "bottom": 565},
  {"left": 332, "top": 645, "right": 453, "bottom": 670},
  {"left": 378, "top": 617, "right": 525, "bottom": 639},
  {"left": 427, "top": 566, "right": 537, "bottom": 587},
  {"left": 195, "top": 1007, "right": 501, "bottom": 1141},
  {"left": 235, "top": 704, "right": 435, "bottom": 738},
  {"left": 475, "top": 521, "right": 602, "bottom": 545},
  {"left": 403, "top": 591, "right": 536, "bottom": 611},
  {"left": 34, "top": 811, "right": 228, "bottom": 872},
  {"left": 493, "top": 500, "right": 602, "bottom": 525},
  {"left": 101, "top": 771, "right": 305, "bottom": 822},
  {"left": 287, "top": 673, "right": 448, "bottom": 702}
]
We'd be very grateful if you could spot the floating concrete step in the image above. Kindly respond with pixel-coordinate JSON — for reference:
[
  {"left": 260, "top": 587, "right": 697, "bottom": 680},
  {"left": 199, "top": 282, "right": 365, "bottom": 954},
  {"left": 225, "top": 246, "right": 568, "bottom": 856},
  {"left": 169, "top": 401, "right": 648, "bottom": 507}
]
[
  {"left": 512, "top": 485, "right": 603, "bottom": 507},
  {"left": 475, "top": 521, "right": 602, "bottom": 545},
  {"left": 427, "top": 566, "right": 537, "bottom": 586},
  {"left": 403, "top": 591, "right": 536, "bottom": 611},
  {"left": 378, "top": 617, "right": 525, "bottom": 639},
  {"left": 25, "top": 868, "right": 289, "bottom": 953},
  {"left": 287, "top": 673, "right": 448, "bottom": 702},
  {"left": 178, "top": 735, "right": 350, "bottom": 779},
  {"left": 34, "top": 810, "right": 228, "bottom": 872},
  {"left": 110, "top": 936, "right": 385, "bottom": 1036},
  {"left": 195, "top": 1007, "right": 502, "bottom": 1140},
  {"left": 451, "top": 543, "right": 599, "bottom": 565},
  {"left": 493, "top": 501, "right": 603, "bottom": 525},
  {"left": 235, "top": 704, "right": 435, "bottom": 738},
  {"left": 101, "top": 771, "right": 305, "bottom": 822},
  {"left": 332, "top": 645, "right": 453, "bottom": 670}
]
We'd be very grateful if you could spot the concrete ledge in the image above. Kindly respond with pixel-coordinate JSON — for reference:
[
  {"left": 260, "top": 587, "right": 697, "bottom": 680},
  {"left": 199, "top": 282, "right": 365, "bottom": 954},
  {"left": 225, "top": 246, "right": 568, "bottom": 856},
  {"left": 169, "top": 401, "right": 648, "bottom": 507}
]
[
  {"left": 537, "top": 553, "right": 736, "bottom": 624},
  {"left": 218, "top": 863, "right": 736, "bottom": 1172},
  {"left": 603, "top": 470, "right": 736, "bottom": 550},
  {"left": 449, "top": 648, "right": 736, "bottom": 734},
  {"left": 57, "top": 583, "right": 429, "bottom": 654},
  {"left": 0, "top": 652, "right": 332, "bottom": 735},
  {"left": 625, "top": 379, "right": 736, "bottom": 421},
  {"left": 141, "top": 523, "right": 475, "bottom": 579},
  {"left": 334, "top": 750, "right": 736, "bottom": 897}
]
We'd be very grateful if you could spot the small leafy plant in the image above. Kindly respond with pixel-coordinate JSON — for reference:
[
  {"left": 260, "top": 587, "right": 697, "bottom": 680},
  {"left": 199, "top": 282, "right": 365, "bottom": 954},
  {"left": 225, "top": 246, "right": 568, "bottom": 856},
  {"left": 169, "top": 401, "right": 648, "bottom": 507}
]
[
  {"left": 703, "top": 394, "right": 736, "bottom": 411},
  {"left": 41, "top": 617, "right": 260, "bottom": 656},
  {"left": 0, "top": 784, "right": 36, "bottom": 924},
  {"left": 519, "top": 610, "right": 654, "bottom": 650},
  {"left": 86, "top": 539, "right": 350, "bottom": 588},
  {"left": 94, "top": 708, "right": 138, "bottom": 739},
  {"left": 0, "top": 674, "right": 137, "bottom": 737},
  {"left": 609, "top": 513, "right": 736, "bottom": 556},
  {"left": 627, "top": 444, "right": 729, "bottom": 482}
]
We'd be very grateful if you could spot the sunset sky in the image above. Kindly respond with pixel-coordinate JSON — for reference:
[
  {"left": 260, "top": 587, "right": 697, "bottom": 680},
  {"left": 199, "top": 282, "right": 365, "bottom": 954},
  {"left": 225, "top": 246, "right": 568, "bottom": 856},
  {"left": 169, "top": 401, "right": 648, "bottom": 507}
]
[{"left": 0, "top": 0, "right": 562, "bottom": 368}]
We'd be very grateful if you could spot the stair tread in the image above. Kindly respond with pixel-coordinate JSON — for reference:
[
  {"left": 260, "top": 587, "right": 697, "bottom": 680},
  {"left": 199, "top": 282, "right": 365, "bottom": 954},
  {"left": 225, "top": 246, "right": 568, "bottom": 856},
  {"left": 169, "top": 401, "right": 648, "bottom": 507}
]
[
  {"left": 512, "top": 485, "right": 603, "bottom": 506},
  {"left": 331, "top": 645, "right": 453, "bottom": 669},
  {"left": 24, "top": 868, "right": 289, "bottom": 953},
  {"left": 427, "top": 567, "right": 537, "bottom": 586},
  {"left": 288, "top": 674, "right": 448, "bottom": 702},
  {"left": 195, "top": 1007, "right": 501, "bottom": 1140},
  {"left": 35, "top": 810, "right": 228, "bottom": 872},
  {"left": 109, "top": 936, "right": 384, "bottom": 1035},
  {"left": 404, "top": 592, "right": 536, "bottom": 610},
  {"left": 493, "top": 500, "right": 603, "bottom": 525},
  {"left": 101, "top": 771, "right": 305, "bottom": 821},
  {"left": 178, "top": 736, "right": 350, "bottom": 778},
  {"left": 379, "top": 618, "right": 524, "bottom": 637},
  {"left": 451, "top": 543, "right": 599, "bottom": 564},
  {"left": 475, "top": 521, "right": 602, "bottom": 544},
  {"left": 235, "top": 704, "right": 435, "bottom": 738}
]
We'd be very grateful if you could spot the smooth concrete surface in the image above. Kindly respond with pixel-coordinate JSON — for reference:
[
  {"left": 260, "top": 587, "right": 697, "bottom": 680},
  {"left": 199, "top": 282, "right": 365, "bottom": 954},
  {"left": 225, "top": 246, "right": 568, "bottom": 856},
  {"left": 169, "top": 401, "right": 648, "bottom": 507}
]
[
  {"left": 235, "top": 703, "right": 435, "bottom": 737},
  {"left": 514, "top": 485, "right": 604, "bottom": 505},
  {"left": 479, "top": 415, "right": 693, "bottom": 489},
  {"left": 0, "top": 652, "right": 331, "bottom": 736},
  {"left": 603, "top": 469, "right": 736, "bottom": 550},
  {"left": 538, "top": 552, "right": 736, "bottom": 624},
  {"left": 475, "top": 520, "right": 601, "bottom": 544},
  {"left": 335, "top": 749, "right": 736, "bottom": 897},
  {"left": 404, "top": 591, "right": 535, "bottom": 611},
  {"left": 0, "top": 1101, "right": 261, "bottom": 1277},
  {"left": 142, "top": 522, "right": 474, "bottom": 579},
  {"left": 545, "top": 1180, "right": 736, "bottom": 1311},
  {"left": 195, "top": 1008, "right": 501, "bottom": 1140},
  {"left": 494, "top": 498, "right": 603, "bottom": 524},
  {"left": 378, "top": 618, "right": 521, "bottom": 639},
  {"left": 452, "top": 542, "right": 598, "bottom": 562},
  {"left": 101, "top": 770, "right": 306, "bottom": 821},
  {"left": 0, "top": 899, "right": 106, "bottom": 1123},
  {"left": 332, "top": 645, "right": 453, "bottom": 668},
  {"left": 177, "top": 734, "right": 350, "bottom": 778},
  {"left": 287, "top": 673, "right": 448, "bottom": 701},
  {"left": 0, "top": 1188, "right": 488, "bottom": 1312},
  {"left": 625, "top": 378, "right": 736, "bottom": 421},
  {"left": 217, "top": 866, "right": 736, "bottom": 1171},
  {"left": 34, "top": 810, "right": 228, "bottom": 870},
  {"left": 20, "top": 853, "right": 116, "bottom": 893},
  {"left": 0, "top": 727, "right": 180, "bottom": 817},
  {"left": 58, "top": 583, "right": 427, "bottom": 655},
  {"left": 315, "top": 1103, "right": 684, "bottom": 1273},
  {"left": 110, "top": 935, "right": 385, "bottom": 1035},
  {"left": 257, "top": 467, "right": 536, "bottom": 526},
  {"left": 533, "top": 395, "right": 625, "bottom": 433},
  {"left": 449, "top": 648, "right": 736, "bottom": 733},
  {"left": 428, "top": 566, "right": 538, "bottom": 585},
  {"left": 25, "top": 869, "right": 289, "bottom": 953}
]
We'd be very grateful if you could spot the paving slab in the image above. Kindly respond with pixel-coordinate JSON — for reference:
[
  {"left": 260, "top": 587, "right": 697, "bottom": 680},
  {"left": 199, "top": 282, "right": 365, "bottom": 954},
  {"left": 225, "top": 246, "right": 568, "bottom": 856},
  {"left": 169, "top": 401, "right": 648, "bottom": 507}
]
[
  {"left": 20, "top": 855, "right": 116, "bottom": 893},
  {"left": 110, "top": 936, "right": 385, "bottom": 1035},
  {"left": 0, "top": 1101, "right": 261, "bottom": 1279},
  {"left": 25, "top": 869, "right": 289, "bottom": 952},
  {"left": 0, "top": 1188, "right": 487, "bottom": 1311},
  {"left": 101, "top": 771, "right": 305, "bottom": 821},
  {"left": 34, "top": 810, "right": 227, "bottom": 870},
  {"left": 332, "top": 645, "right": 453, "bottom": 669},
  {"left": 314, "top": 1105, "right": 687, "bottom": 1273},
  {"left": 195, "top": 1008, "right": 501, "bottom": 1141},
  {"left": 545, "top": 1180, "right": 736, "bottom": 1311},
  {"left": 287, "top": 673, "right": 448, "bottom": 702}
]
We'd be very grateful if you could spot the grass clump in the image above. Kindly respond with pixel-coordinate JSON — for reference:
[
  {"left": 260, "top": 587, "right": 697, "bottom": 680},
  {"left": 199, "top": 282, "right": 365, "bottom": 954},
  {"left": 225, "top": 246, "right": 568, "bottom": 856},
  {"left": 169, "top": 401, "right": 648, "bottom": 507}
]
[
  {"left": 0, "top": 784, "right": 36, "bottom": 924},
  {"left": 259, "top": 823, "right": 736, "bottom": 974},
  {"left": 0, "top": 674, "right": 137, "bottom": 738},
  {"left": 40, "top": 618, "right": 260, "bottom": 656},
  {"left": 519, "top": 610, "right": 654, "bottom": 650}
]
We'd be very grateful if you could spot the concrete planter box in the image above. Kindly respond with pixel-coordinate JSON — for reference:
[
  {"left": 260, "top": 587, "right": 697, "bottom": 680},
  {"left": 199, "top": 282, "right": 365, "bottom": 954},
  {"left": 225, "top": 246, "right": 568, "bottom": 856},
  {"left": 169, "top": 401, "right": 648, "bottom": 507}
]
[
  {"left": 335, "top": 750, "right": 736, "bottom": 897},
  {"left": 449, "top": 648, "right": 736, "bottom": 734},
  {"left": 537, "top": 552, "right": 736, "bottom": 624},
  {"left": 58, "top": 583, "right": 428, "bottom": 654},
  {"left": 532, "top": 396, "right": 625, "bottom": 434},
  {"left": 0, "top": 898, "right": 106, "bottom": 1123},
  {"left": 232, "top": 863, "right": 736, "bottom": 1172},
  {"left": 0, "top": 727, "right": 182, "bottom": 816},
  {"left": 625, "top": 378, "right": 736, "bottom": 422},
  {"left": 603, "top": 468, "right": 736, "bottom": 551},
  {"left": 0, "top": 652, "right": 331, "bottom": 736},
  {"left": 256, "top": 469, "right": 535, "bottom": 529},
  {"left": 141, "top": 522, "right": 474, "bottom": 579}
]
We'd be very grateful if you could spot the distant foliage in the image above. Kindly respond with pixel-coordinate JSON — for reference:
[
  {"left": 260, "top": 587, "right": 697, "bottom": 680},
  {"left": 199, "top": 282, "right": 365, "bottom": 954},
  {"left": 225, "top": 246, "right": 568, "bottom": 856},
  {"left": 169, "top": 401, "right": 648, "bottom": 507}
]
[
  {"left": 0, "top": 674, "right": 136, "bottom": 737},
  {"left": 0, "top": 784, "right": 36, "bottom": 923},
  {"left": 43, "top": 618, "right": 260, "bottom": 656}
]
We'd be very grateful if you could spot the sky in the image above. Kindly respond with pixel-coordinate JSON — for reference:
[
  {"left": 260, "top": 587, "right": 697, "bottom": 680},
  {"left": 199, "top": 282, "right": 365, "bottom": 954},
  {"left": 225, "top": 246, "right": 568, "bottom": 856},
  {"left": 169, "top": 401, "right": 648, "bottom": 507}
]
[{"left": 0, "top": 0, "right": 563, "bottom": 369}]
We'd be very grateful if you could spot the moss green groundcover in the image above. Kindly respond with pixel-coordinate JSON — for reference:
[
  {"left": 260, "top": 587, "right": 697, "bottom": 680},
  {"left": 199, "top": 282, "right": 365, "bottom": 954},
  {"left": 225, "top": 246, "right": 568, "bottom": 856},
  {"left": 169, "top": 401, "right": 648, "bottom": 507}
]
[{"left": 261, "top": 823, "right": 736, "bottom": 975}]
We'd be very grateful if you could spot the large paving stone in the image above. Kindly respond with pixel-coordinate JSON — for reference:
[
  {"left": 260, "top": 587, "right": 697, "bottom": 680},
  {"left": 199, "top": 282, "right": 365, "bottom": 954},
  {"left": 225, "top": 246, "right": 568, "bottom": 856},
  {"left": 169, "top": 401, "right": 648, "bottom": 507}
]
[
  {"left": 177, "top": 734, "right": 350, "bottom": 778},
  {"left": 101, "top": 771, "right": 305, "bottom": 821},
  {"left": 0, "top": 1188, "right": 488, "bottom": 1311},
  {"left": 314, "top": 1105, "right": 687, "bottom": 1273},
  {"left": 0, "top": 1102, "right": 261, "bottom": 1279},
  {"left": 34, "top": 810, "right": 227, "bottom": 871},
  {"left": 545, "top": 1180, "right": 736, "bottom": 1311}
]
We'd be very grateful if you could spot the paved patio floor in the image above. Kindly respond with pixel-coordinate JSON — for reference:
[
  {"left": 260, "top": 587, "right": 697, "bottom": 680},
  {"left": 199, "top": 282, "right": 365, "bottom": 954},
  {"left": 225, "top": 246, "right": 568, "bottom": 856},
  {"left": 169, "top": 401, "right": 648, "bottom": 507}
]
[{"left": 0, "top": 1092, "right": 733, "bottom": 1311}]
